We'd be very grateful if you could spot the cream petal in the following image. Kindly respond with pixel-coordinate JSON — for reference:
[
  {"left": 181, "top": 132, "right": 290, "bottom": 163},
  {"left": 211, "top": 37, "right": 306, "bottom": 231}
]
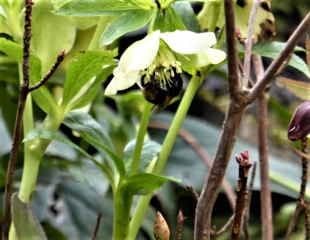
[
  {"left": 196, "top": 48, "right": 226, "bottom": 67},
  {"left": 118, "top": 31, "right": 160, "bottom": 72},
  {"left": 104, "top": 69, "right": 140, "bottom": 95},
  {"left": 160, "top": 30, "right": 217, "bottom": 54}
]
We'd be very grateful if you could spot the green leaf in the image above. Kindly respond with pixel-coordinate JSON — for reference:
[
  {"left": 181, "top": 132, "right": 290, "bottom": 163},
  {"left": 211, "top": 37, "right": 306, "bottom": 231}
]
[
  {"left": 152, "top": 6, "right": 186, "bottom": 32},
  {"left": 24, "top": 128, "right": 114, "bottom": 183},
  {"left": 55, "top": 0, "right": 144, "bottom": 16},
  {"left": 0, "top": 38, "right": 58, "bottom": 114},
  {"left": 62, "top": 51, "right": 115, "bottom": 111},
  {"left": 276, "top": 77, "right": 310, "bottom": 100},
  {"left": 63, "top": 111, "right": 126, "bottom": 175},
  {"left": 172, "top": 1, "right": 199, "bottom": 32},
  {"left": 121, "top": 173, "right": 179, "bottom": 196},
  {"left": 32, "top": 0, "right": 76, "bottom": 73},
  {"left": 101, "top": 9, "right": 154, "bottom": 46},
  {"left": 12, "top": 193, "right": 47, "bottom": 240},
  {"left": 253, "top": 42, "right": 310, "bottom": 78}
]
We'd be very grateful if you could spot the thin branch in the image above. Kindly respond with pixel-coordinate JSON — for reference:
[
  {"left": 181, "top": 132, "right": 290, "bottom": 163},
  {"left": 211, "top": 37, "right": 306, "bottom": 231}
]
[
  {"left": 243, "top": 0, "right": 260, "bottom": 86},
  {"left": 2, "top": 1, "right": 33, "bottom": 238},
  {"left": 247, "top": 12, "right": 310, "bottom": 103},
  {"left": 243, "top": 161, "right": 257, "bottom": 240},
  {"left": 29, "top": 51, "right": 65, "bottom": 92},
  {"left": 254, "top": 54, "right": 274, "bottom": 240},
  {"left": 224, "top": 0, "right": 241, "bottom": 98},
  {"left": 91, "top": 213, "right": 102, "bottom": 240},
  {"left": 305, "top": 203, "right": 310, "bottom": 240},
  {"left": 285, "top": 138, "right": 309, "bottom": 239},
  {"left": 148, "top": 121, "right": 236, "bottom": 210},
  {"left": 231, "top": 151, "right": 252, "bottom": 240},
  {"left": 215, "top": 215, "right": 234, "bottom": 237}
]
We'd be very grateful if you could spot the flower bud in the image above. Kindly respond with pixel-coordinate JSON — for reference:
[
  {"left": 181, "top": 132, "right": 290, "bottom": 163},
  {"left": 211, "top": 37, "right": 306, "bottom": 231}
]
[
  {"left": 288, "top": 101, "right": 310, "bottom": 141},
  {"left": 154, "top": 211, "right": 170, "bottom": 240}
]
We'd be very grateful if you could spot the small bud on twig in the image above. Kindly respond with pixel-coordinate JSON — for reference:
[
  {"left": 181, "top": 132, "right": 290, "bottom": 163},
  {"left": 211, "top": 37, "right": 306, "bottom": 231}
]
[
  {"left": 288, "top": 101, "right": 310, "bottom": 141},
  {"left": 154, "top": 212, "right": 170, "bottom": 240}
]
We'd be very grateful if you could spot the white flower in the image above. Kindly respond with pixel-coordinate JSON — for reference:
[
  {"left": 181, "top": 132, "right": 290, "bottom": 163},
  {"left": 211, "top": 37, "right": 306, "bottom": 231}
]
[{"left": 105, "top": 30, "right": 226, "bottom": 95}]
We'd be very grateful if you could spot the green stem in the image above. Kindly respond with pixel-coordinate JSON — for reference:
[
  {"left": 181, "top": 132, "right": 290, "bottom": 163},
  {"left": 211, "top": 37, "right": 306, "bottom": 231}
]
[
  {"left": 130, "top": 102, "right": 153, "bottom": 174},
  {"left": 113, "top": 187, "right": 132, "bottom": 240},
  {"left": 88, "top": 17, "right": 111, "bottom": 50},
  {"left": 126, "top": 75, "right": 202, "bottom": 240}
]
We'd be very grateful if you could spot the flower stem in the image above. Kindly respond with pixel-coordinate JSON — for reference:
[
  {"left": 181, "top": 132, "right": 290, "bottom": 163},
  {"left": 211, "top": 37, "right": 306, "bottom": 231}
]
[
  {"left": 130, "top": 102, "right": 153, "bottom": 174},
  {"left": 126, "top": 75, "right": 202, "bottom": 240}
]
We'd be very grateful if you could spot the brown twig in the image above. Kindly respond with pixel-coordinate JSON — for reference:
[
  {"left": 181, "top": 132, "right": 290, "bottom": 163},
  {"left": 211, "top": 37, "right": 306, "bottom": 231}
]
[
  {"left": 194, "top": 9, "right": 309, "bottom": 240},
  {"left": 148, "top": 121, "right": 236, "bottom": 210},
  {"left": 2, "top": 1, "right": 33, "bottom": 238},
  {"left": 285, "top": 138, "right": 309, "bottom": 239},
  {"left": 175, "top": 210, "right": 185, "bottom": 240},
  {"left": 223, "top": 0, "right": 241, "bottom": 98},
  {"left": 231, "top": 151, "right": 252, "bottom": 240},
  {"left": 2, "top": 1, "right": 65, "bottom": 238},
  {"left": 254, "top": 54, "right": 274, "bottom": 240},
  {"left": 243, "top": 161, "right": 257, "bottom": 240},
  {"left": 305, "top": 204, "right": 310, "bottom": 240},
  {"left": 28, "top": 51, "right": 65, "bottom": 92},
  {"left": 91, "top": 213, "right": 102, "bottom": 240},
  {"left": 243, "top": 0, "right": 260, "bottom": 87},
  {"left": 247, "top": 12, "right": 310, "bottom": 103}
]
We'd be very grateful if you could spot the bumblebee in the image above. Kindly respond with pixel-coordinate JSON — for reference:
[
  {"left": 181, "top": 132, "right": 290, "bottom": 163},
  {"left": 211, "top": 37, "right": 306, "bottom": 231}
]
[{"left": 141, "top": 66, "right": 183, "bottom": 108}]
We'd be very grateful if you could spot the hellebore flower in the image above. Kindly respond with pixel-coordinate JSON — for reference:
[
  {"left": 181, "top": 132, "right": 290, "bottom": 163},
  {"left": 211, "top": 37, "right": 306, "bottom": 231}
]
[
  {"left": 105, "top": 30, "right": 226, "bottom": 105},
  {"left": 288, "top": 101, "right": 310, "bottom": 141}
]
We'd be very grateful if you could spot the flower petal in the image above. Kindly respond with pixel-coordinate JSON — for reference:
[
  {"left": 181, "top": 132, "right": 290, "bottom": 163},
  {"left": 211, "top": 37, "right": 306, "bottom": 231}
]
[
  {"left": 105, "top": 69, "right": 140, "bottom": 95},
  {"left": 118, "top": 30, "right": 160, "bottom": 72},
  {"left": 196, "top": 48, "right": 226, "bottom": 67},
  {"left": 160, "top": 30, "right": 217, "bottom": 54}
]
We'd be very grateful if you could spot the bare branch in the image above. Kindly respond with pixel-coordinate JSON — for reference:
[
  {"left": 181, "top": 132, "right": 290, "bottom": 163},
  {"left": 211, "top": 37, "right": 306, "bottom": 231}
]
[
  {"left": 29, "top": 51, "right": 65, "bottom": 92},
  {"left": 224, "top": 0, "right": 241, "bottom": 97},
  {"left": 254, "top": 54, "right": 274, "bottom": 240},
  {"left": 2, "top": 1, "right": 33, "bottom": 238},
  {"left": 243, "top": 0, "right": 260, "bottom": 86},
  {"left": 248, "top": 12, "right": 310, "bottom": 102}
]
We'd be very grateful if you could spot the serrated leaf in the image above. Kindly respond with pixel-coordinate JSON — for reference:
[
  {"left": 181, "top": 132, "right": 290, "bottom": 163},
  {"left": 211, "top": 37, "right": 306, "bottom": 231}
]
[
  {"left": 62, "top": 51, "right": 115, "bottom": 111},
  {"left": 0, "top": 38, "right": 58, "bottom": 114},
  {"left": 253, "top": 41, "right": 310, "bottom": 77},
  {"left": 101, "top": 9, "right": 154, "bottom": 46},
  {"left": 276, "top": 77, "right": 310, "bottom": 100},
  {"left": 32, "top": 0, "right": 76, "bottom": 73},
  {"left": 63, "top": 111, "right": 125, "bottom": 175},
  {"left": 12, "top": 193, "right": 47, "bottom": 240},
  {"left": 55, "top": 0, "right": 143, "bottom": 16},
  {"left": 24, "top": 129, "right": 114, "bottom": 183},
  {"left": 121, "top": 173, "right": 179, "bottom": 196}
]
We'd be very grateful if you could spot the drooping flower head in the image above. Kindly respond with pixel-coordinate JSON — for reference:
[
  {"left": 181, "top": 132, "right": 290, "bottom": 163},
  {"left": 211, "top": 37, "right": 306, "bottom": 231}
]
[
  {"left": 105, "top": 30, "right": 226, "bottom": 105},
  {"left": 288, "top": 101, "right": 310, "bottom": 141}
]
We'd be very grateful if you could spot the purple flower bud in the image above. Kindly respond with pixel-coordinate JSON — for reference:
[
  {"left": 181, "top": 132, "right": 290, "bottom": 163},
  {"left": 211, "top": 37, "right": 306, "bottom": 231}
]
[{"left": 288, "top": 101, "right": 310, "bottom": 141}]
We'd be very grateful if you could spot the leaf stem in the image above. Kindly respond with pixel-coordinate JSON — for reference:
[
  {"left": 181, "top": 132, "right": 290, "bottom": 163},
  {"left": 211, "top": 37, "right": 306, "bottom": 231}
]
[
  {"left": 126, "top": 75, "right": 202, "bottom": 240},
  {"left": 130, "top": 102, "right": 153, "bottom": 174}
]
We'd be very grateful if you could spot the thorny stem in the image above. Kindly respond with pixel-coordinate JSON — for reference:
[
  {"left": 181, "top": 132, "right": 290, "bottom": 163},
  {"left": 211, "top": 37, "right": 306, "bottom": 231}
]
[
  {"left": 285, "top": 138, "right": 309, "bottom": 239},
  {"left": 194, "top": 8, "right": 310, "bottom": 240},
  {"left": 126, "top": 75, "right": 202, "bottom": 240},
  {"left": 255, "top": 55, "right": 274, "bottom": 240}
]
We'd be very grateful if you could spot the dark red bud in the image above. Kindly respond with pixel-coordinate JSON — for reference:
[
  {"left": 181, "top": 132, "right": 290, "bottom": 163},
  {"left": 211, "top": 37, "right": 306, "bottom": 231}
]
[{"left": 288, "top": 101, "right": 310, "bottom": 141}]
